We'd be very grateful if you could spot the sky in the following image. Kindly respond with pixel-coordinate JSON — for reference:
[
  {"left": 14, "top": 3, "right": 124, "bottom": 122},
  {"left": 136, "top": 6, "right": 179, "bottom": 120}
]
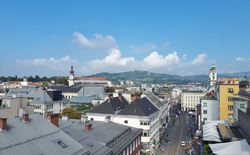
[{"left": 0, "top": 0, "right": 250, "bottom": 76}]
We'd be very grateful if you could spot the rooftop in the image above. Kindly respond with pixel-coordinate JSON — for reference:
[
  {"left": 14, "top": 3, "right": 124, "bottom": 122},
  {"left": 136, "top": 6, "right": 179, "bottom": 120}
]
[
  {"left": 49, "top": 86, "right": 82, "bottom": 93},
  {"left": 182, "top": 90, "right": 204, "bottom": 93},
  {"left": 0, "top": 114, "right": 90, "bottom": 155},
  {"left": 119, "top": 97, "right": 159, "bottom": 116},
  {"left": 88, "top": 96, "right": 129, "bottom": 114},
  {"left": 59, "top": 119, "right": 141, "bottom": 155},
  {"left": 75, "top": 77, "right": 109, "bottom": 81}
]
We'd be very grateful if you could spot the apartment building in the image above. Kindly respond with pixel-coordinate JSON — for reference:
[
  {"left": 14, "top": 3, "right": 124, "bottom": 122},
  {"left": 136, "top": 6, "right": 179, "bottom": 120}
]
[
  {"left": 201, "top": 96, "right": 219, "bottom": 123},
  {"left": 217, "top": 78, "right": 239, "bottom": 121},
  {"left": 181, "top": 90, "right": 205, "bottom": 111},
  {"left": 86, "top": 94, "right": 161, "bottom": 155}
]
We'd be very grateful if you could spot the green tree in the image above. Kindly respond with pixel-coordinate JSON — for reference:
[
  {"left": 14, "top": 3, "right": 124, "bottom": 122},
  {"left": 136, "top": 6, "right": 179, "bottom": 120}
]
[{"left": 62, "top": 107, "right": 81, "bottom": 119}]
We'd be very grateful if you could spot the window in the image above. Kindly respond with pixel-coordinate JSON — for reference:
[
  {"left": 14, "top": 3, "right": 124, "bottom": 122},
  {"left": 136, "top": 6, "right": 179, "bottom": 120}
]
[
  {"left": 124, "top": 120, "right": 128, "bottom": 124},
  {"left": 133, "top": 140, "right": 135, "bottom": 151},
  {"left": 57, "top": 140, "right": 67, "bottom": 148},
  {"left": 130, "top": 144, "right": 132, "bottom": 154},
  {"left": 203, "top": 110, "right": 207, "bottom": 114},
  {"left": 228, "top": 97, "right": 233, "bottom": 102},
  {"left": 240, "top": 104, "right": 245, "bottom": 109},
  {"left": 228, "top": 105, "right": 233, "bottom": 111},
  {"left": 203, "top": 102, "right": 207, "bottom": 107},
  {"left": 228, "top": 114, "right": 233, "bottom": 119},
  {"left": 228, "top": 88, "right": 234, "bottom": 93},
  {"left": 203, "top": 118, "right": 207, "bottom": 122}
]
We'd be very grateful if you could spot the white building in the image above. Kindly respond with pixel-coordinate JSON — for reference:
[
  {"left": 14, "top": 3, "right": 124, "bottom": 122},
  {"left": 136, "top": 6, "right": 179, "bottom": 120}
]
[
  {"left": 86, "top": 94, "right": 162, "bottom": 155},
  {"left": 68, "top": 65, "right": 75, "bottom": 86},
  {"left": 209, "top": 64, "right": 217, "bottom": 87},
  {"left": 28, "top": 90, "right": 68, "bottom": 116},
  {"left": 181, "top": 90, "right": 205, "bottom": 111},
  {"left": 171, "top": 87, "right": 182, "bottom": 98},
  {"left": 201, "top": 96, "right": 219, "bottom": 123}
]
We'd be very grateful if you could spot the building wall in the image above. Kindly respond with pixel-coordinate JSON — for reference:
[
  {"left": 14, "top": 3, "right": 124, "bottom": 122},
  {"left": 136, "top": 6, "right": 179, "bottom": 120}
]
[
  {"left": 0, "top": 98, "right": 34, "bottom": 118},
  {"left": 219, "top": 84, "right": 239, "bottom": 120},
  {"left": 238, "top": 109, "right": 250, "bottom": 138},
  {"left": 119, "top": 135, "right": 141, "bottom": 155},
  {"left": 201, "top": 99, "right": 219, "bottom": 122},
  {"left": 181, "top": 92, "right": 205, "bottom": 111},
  {"left": 63, "top": 92, "right": 78, "bottom": 99},
  {"left": 86, "top": 112, "right": 160, "bottom": 154},
  {"left": 233, "top": 100, "right": 248, "bottom": 122}
]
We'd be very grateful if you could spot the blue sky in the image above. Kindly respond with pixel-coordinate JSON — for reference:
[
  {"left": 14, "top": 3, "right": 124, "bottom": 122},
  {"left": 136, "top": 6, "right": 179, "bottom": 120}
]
[{"left": 0, "top": 0, "right": 250, "bottom": 76}]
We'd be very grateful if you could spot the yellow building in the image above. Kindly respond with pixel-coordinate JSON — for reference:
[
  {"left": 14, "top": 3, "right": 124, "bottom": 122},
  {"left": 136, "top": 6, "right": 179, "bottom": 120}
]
[{"left": 218, "top": 78, "right": 239, "bottom": 121}]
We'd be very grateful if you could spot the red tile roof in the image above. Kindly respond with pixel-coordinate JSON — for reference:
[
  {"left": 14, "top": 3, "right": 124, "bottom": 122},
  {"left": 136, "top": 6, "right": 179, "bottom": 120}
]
[{"left": 75, "top": 77, "right": 109, "bottom": 81}]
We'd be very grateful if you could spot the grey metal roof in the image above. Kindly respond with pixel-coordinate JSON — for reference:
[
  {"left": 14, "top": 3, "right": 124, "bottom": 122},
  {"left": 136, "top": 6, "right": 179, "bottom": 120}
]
[
  {"left": 7, "top": 87, "right": 40, "bottom": 97},
  {"left": 182, "top": 90, "right": 204, "bottom": 93},
  {"left": 119, "top": 97, "right": 159, "bottom": 116},
  {"left": 69, "top": 96, "right": 97, "bottom": 104},
  {"left": 82, "top": 86, "right": 105, "bottom": 97},
  {"left": 59, "top": 120, "right": 141, "bottom": 155},
  {"left": 28, "top": 90, "right": 53, "bottom": 105},
  {"left": 0, "top": 114, "right": 90, "bottom": 155},
  {"left": 144, "top": 92, "right": 164, "bottom": 108},
  {"left": 49, "top": 86, "right": 82, "bottom": 93},
  {"left": 88, "top": 96, "right": 129, "bottom": 114}
]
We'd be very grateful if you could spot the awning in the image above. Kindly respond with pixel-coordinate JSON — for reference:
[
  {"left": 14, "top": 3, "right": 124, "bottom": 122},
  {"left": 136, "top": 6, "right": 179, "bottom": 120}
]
[{"left": 209, "top": 139, "right": 250, "bottom": 155}]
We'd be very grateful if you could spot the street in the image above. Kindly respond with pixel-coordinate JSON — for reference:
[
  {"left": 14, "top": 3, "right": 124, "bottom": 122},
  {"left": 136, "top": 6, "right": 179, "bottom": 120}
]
[{"left": 158, "top": 104, "right": 196, "bottom": 155}]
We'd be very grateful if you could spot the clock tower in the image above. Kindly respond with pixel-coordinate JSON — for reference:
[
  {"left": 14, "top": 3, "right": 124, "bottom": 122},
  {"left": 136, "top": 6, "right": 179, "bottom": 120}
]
[
  {"left": 209, "top": 64, "right": 217, "bottom": 86},
  {"left": 68, "top": 65, "right": 75, "bottom": 86}
]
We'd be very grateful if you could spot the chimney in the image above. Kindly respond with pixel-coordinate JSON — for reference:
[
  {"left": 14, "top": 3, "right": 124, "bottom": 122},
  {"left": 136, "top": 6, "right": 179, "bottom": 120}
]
[
  {"left": 85, "top": 123, "right": 92, "bottom": 131},
  {"left": 22, "top": 114, "right": 29, "bottom": 122},
  {"left": 131, "top": 93, "right": 141, "bottom": 102},
  {"left": 118, "top": 92, "right": 122, "bottom": 101},
  {"left": 0, "top": 118, "right": 7, "bottom": 131},
  {"left": 108, "top": 93, "right": 113, "bottom": 102},
  {"left": 48, "top": 114, "right": 59, "bottom": 127}
]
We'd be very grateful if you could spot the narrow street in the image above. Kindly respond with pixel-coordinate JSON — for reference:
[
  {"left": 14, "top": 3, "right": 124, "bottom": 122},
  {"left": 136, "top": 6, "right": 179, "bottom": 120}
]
[{"left": 157, "top": 102, "right": 196, "bottom": 155}]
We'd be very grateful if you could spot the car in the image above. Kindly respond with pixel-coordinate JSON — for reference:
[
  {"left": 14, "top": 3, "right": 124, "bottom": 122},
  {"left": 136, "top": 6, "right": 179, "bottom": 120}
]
[{"left": 180, "top": 141, "right": 186, "bottom": 147}]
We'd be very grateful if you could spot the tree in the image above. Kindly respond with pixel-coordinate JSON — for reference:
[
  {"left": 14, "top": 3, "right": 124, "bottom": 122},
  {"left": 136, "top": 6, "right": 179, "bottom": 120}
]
[
  {"left": 62, "top": 107, "right": 81, "bottom": 119},
  {"left": 105, "top": 87, "right": 115, "bottom": 93}
]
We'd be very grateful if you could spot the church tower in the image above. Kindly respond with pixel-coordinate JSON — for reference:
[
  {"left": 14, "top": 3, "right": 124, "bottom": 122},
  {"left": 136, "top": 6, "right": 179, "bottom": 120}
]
[
  {"left": 209, "top": 64, "right": 217, "bottom": 86},
  {"left": 68, "top": 65, "right": 75, "bottom": 86}
]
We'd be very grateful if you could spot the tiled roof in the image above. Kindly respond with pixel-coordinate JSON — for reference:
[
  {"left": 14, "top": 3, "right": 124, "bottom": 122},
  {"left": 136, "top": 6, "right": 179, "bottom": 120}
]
[
  {"left": 119, "top": 97, "right": 159, "bottom": 116},
  {"left": 75, "top": 77, "right": 109, "bottom": 81}
]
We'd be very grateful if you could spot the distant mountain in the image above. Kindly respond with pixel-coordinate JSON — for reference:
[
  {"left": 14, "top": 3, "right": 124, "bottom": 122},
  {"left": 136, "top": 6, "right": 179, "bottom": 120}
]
[
  {"left": 90, "top": 70, "right": 208, "bottom": 84},
  {"left": 219, "top": 71, "right": 250, "bottom": 78},
  {"left": 90, "top": 70, "right": 250, "bottom": 85}
]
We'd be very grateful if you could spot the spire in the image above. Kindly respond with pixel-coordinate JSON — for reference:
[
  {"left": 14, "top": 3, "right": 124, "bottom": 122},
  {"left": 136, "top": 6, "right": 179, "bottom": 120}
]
[{"left": 70, "top": 65, "right": 74, "bottom": 75}]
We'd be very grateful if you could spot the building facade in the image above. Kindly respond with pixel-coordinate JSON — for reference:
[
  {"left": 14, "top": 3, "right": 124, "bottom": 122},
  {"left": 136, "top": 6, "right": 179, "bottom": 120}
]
[
  {"left": 201, "top": 96, "right": 219, "bottom": 123},
  {"left": 209, "top": 64, "right": 217, "bottom": 87},
  {"left": 218, "top": 78, "right": 239, "bottom": 121},
  {"left": 232, "top": 92, "right": 250, "bottom": 122},
  {"left": 181, "top": 90, "right": 205, "bottom": 111}
]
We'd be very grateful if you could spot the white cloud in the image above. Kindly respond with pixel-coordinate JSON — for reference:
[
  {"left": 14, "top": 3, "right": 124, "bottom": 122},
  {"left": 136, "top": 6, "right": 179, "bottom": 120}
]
[
  {"left": 72, "top": 32, "right": 117, "bottom": 49},
  {"left": 16, "top": 56, "right": 80, "bottom": 75},
  {"left": 142, "top": 51, "right": 180, "bottom": 69},
  {"left": 236, "top": 56, "right": 250, "bottom": 62},
  {"left": 14, "top": 51, "right": 210, "bottom": 76},
  {"left": 191, "top": 53, "right": 207, "bottom": 65}
]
